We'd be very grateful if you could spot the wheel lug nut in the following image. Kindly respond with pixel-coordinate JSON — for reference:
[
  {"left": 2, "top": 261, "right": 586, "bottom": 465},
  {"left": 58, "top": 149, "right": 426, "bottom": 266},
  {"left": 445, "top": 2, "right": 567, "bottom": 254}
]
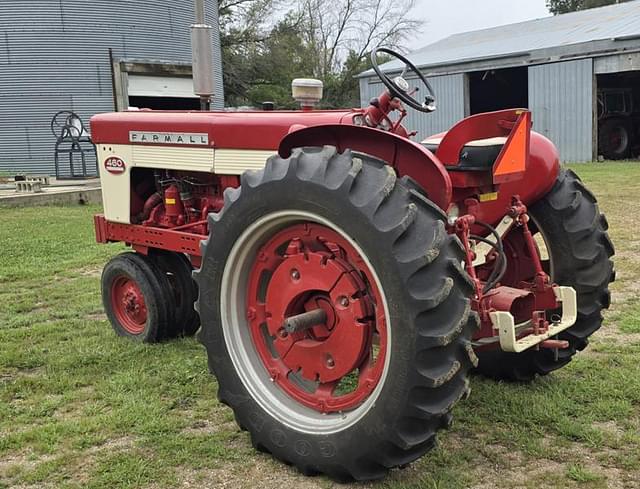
[
  {"left": 338, "top": 296, "right": 349, "bottom": 307},
  {"left": 290, "top": 269, "right": 300, "bottom": 280},
  {"left": 326, "top": 355, "right": 335, "bottom": 368}
]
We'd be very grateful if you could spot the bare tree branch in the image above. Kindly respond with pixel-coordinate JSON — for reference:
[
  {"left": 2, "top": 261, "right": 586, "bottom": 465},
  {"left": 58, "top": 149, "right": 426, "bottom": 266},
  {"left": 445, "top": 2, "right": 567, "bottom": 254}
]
[{"left": 296, "top": 0, "right": 422, "bottom": 77}]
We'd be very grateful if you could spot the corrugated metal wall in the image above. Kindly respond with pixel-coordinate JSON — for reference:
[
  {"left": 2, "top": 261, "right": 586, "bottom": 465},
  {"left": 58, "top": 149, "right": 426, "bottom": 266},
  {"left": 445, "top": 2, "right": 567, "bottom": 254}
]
[
  {"left": 528, "top": 59, "right": 594, "bottom": 162},
  {"left": 359, "top": 74, "right": 467, "bottom": 142},
  {"left": 0, "top": 0, "right": 224, "bottom": 176}
]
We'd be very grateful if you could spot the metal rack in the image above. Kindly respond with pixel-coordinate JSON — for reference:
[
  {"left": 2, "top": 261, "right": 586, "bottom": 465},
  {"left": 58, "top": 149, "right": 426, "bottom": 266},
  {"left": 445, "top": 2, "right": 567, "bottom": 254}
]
[{"left": 52, "top": 111, "right": 97, "bottom": 179}]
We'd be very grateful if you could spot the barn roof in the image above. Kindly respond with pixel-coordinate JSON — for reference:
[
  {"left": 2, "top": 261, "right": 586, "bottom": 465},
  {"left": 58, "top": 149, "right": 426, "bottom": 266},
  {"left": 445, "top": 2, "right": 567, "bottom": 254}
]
[{"left": 360, "top": 0, "right": 640, "bottom": 77}]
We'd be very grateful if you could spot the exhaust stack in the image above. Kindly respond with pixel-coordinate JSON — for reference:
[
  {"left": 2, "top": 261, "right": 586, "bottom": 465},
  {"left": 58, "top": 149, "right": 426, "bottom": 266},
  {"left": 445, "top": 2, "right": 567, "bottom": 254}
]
[{"left": 191, "top": 0, "right": 214, "bottom": 110}]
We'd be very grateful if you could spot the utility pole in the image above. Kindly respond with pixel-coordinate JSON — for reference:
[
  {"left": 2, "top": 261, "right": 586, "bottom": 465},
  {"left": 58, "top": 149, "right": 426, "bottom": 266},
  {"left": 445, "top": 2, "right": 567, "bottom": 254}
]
[{"left": 191, "top": 0, "right": 215, "bottom": 111}]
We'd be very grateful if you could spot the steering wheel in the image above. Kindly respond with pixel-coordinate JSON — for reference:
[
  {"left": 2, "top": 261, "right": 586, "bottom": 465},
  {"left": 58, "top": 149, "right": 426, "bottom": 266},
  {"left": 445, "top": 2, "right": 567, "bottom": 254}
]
[{"left": 370, "top": 46, "right": 436, "bottom": 113}]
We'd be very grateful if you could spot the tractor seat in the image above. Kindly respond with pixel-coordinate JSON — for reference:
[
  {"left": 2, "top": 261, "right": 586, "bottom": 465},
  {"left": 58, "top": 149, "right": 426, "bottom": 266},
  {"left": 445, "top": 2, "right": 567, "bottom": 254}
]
[{"left": 422, "top": 136, "right": 507, "bottom": 171}]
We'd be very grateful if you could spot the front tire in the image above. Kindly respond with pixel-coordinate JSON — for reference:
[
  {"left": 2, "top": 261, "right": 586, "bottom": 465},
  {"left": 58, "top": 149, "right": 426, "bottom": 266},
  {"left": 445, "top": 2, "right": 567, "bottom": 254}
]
[
  {"left": 195, "top": 147, "right": 478, "bottom": 481},
  {"left": 151, "top": 251, "right": 200, "bottom": 337},
  {"left": 101, "top": 252, "right": 175, "bottom": 342}
]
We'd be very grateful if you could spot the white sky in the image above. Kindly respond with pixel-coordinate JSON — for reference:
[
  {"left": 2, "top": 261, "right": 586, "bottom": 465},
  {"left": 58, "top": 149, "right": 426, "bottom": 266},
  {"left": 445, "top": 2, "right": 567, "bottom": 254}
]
[{"left": 409, "top": 0, "right": 551, "bottom": 48}]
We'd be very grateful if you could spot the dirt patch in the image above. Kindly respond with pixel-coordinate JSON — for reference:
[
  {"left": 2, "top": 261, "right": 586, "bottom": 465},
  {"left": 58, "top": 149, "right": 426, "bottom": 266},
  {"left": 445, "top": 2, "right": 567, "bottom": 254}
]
[
  {"left": 65, "top": 437, "right": 137, "bottom": 487},
  {"left": 470, "top": 459, "right": 567, "bottom": 489},
  {"left": 163, "top": 457, "right": 335, "bottom": 489},
  {"left": 0, "top": 451, "right": 55, "bottom": 479},
  {"left": 590, "top": 324, "right": 640, "bottom": 348},
  {"left": 25, "top": 302, "right": 50, "bottom": 314},
  {"left": 181, "top": 419, "right": 238, "bottom": 436},
  {"left": 85, "top": 312, "right": 107, "bottom": 321},
  {"left": 441, "top": 432, "right": 639, "bottom": 489},
  {"left": 78, "top": 266, "right": 102, "bottom": 278},
  {"left": 557, "top": 440, "right": 633, "bottom": 489},
  {"left": 1, "top": 484, "right": 57, "bottom": 489},
  {"left": 0, "top": 434, "right": 136, "bottom": 488},
  {"left": 0, "top": 366, "right": 46, "bottom": 383},
  {"left": 53, "top": 265, "right": 102, "bottom": 284},
  {"left": 610, "top": 278, "right": 640, "bottom": 305},
  {"left": 86, "top": 435, "right": 137, "bottom": 454},
  {"left": 593, "top": 420, "right": 625, "bottom": 439}
]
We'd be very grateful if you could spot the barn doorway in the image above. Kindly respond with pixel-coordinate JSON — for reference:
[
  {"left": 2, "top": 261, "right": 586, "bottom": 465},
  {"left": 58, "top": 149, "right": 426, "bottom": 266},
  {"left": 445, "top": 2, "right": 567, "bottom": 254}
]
[
  {"left": 468, "top": 67, "right": 528, "bottom": 114},
  {"left": 596, "top": 70, "right": 640, "bottom": 160},
  {"left": 127, "top": 96, "right": 200, "bottom": 110}
]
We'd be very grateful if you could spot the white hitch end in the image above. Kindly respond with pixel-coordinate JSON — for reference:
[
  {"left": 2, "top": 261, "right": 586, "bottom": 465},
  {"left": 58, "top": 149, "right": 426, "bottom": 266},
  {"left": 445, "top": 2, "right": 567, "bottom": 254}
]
[{"left": 490, "top": 286, "right": 577, "bottom": 353}]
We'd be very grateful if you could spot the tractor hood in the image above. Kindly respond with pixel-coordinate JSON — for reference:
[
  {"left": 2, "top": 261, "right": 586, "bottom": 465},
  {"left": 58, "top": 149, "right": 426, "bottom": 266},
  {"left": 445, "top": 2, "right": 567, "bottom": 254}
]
[{"left": 90, "top": 109, "right": 362, "bottom": 150}]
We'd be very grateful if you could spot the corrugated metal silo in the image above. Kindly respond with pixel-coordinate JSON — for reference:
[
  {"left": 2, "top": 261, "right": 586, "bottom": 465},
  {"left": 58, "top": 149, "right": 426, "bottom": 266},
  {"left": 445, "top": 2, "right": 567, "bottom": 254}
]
[{"left": 0, "top": 0, "right": 224, "bottom": 176}]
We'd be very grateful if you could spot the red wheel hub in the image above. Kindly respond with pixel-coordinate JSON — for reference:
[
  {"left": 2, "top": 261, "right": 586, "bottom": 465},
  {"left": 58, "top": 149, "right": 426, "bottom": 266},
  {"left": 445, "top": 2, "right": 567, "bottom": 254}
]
[
  {"left": 111, "top": 276, "right": 147, "bottom": 334},
  {"left": 246, "top": 223, "right": 387, "bottom": 413},
  {"left": 610, "top": 128, "right": 624, "bottom": 150}
]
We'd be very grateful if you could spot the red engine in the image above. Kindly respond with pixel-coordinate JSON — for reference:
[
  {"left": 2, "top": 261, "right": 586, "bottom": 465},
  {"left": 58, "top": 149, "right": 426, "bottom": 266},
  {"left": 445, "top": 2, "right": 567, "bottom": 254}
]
[{"left": 130, "top": 170, "right": 240, "bottom": 235}]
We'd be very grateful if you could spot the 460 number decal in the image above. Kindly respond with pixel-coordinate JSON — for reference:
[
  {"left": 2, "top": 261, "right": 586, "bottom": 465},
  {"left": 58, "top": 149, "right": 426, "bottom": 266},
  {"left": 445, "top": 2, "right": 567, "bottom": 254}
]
[{"left": 104, "top": 157, "right": 126, "bottom": 174}]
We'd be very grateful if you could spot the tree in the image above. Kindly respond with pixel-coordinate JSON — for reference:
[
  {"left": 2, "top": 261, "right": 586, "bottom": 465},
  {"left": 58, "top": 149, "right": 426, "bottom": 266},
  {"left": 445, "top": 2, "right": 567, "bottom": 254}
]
[
  {"left": 218, "top": 0, "right": 422, "bottom": 108},
  {"left": 322, "top": 50, "right": 390, "bottom": 109},
  {"left": 218, "top": 0, "right": 280, "bottom": 106},
  {"left": 547, "top": 0, "right": 631, "bottom": 15},
  {"left": 244, "top": 14, "right": 318, "bottom": 108},
  {"left": 296, "top": 0, "right": 420, "bottom": 80},
  {"left": 294, "top": 0, "right": 419, "bottom": 108}
]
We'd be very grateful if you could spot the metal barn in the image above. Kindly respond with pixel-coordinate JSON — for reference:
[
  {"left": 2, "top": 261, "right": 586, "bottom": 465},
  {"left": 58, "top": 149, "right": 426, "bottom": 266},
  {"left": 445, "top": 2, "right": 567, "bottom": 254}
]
[
  {"left": 359, "top": 1, "right": 640, "bottom": 162},
  {"left": 0, "top": 0, "right": 224, "bottom": 176}
]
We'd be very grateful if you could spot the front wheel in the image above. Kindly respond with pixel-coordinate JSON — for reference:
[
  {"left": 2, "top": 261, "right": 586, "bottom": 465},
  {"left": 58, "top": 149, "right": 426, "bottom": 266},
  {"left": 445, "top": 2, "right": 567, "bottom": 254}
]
[
  {"left": 195, "top": 147, "right": 478, "bottom": 481},
  {"left": 150, "top": 251, "right": 200, "bottom": 337},
  {"left": 101, "top": 252, "right": 175, "bottom": 342}
]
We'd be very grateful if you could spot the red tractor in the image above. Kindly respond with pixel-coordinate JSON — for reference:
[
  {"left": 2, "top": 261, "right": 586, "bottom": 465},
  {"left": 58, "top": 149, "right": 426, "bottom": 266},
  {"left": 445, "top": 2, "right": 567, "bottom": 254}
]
[{"left": 91, "top": 47, "right": 614, "bottom": 481}]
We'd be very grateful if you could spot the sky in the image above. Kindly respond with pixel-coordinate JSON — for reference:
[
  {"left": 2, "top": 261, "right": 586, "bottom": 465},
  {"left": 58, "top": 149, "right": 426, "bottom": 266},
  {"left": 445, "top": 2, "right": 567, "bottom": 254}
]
[{"left": 410, "top": 0, "right": 551, "bottom": 48}]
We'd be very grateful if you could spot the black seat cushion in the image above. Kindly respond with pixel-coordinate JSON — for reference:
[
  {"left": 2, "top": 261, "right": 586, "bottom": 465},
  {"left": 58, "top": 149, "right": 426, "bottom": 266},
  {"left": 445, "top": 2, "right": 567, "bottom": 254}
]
[{"left": 422, "top": 137, "right": 507, "bottom": 171}]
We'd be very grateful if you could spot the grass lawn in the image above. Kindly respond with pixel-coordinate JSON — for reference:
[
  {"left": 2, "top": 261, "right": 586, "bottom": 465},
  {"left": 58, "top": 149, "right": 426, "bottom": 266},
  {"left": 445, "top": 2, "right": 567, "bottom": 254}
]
[{"left": 1, "top": 162, "right": 639, "bottom": 489}]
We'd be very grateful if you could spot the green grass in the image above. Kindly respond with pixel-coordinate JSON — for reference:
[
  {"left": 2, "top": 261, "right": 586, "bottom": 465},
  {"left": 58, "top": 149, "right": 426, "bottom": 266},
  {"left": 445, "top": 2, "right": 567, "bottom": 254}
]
[
  {"left": 1, "top": 162, "right": 640, "bottom": 488},
  {"left": 566, "top": 464, "right": 603, "bottom": 484}
]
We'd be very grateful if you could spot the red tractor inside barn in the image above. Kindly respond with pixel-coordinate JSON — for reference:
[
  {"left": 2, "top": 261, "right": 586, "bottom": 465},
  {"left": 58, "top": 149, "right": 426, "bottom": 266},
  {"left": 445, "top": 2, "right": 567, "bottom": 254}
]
[{"left": 91, "top": 47, "right": 614, "bottom": 481}]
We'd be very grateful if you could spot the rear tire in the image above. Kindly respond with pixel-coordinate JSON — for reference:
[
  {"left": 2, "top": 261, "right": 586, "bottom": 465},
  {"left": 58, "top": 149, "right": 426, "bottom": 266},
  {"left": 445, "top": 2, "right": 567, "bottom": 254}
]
[
  {"left": 599, "top": 117, "right": 632, "bottom": 160},
  {"left": 476, "top": 170, "right": 614, "bottom": 381},
  {"left": 195, "top": 146, "right": 478, "bottom": 481},
  {"left": 101, "top": 252, "right": 175, "bottom": 343}
]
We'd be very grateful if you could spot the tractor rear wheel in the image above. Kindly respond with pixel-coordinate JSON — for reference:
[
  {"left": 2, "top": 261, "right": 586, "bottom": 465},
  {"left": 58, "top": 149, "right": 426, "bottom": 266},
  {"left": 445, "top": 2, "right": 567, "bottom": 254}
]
[
  {"left": 476, "top": 169, "right": 614, "bottom": 381},
  {"left": 599, "top": 117, "right": 632, "bottom": 160},
  {"left": 151, "top": 251, "right": 200, "bottom": 337},
  {"left": 195, "top": 146, "right": 478, "bottom": 481},
  {"left": 101, "top": 252, "right": 175, "bottom": 342}
]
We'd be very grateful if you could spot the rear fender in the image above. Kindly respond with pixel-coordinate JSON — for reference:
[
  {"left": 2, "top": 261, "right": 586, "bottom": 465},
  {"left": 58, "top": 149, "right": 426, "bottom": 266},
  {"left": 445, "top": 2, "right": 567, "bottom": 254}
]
[
  {"left": 457, "top": 131, "right": 561, "bottom": 226},
  {"left": 279, "top": 124, "right": 452, "bottom": 210}
]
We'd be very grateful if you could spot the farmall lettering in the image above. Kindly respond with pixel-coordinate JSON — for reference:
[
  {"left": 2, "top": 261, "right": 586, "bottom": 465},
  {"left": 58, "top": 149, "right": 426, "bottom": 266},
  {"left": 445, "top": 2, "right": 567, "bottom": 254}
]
[
  {"left": 104, "top": 156, "right": 126, "bottom": 174},
  {"left": 128, "top": 131, "right": 209, "bottom": 145}
]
